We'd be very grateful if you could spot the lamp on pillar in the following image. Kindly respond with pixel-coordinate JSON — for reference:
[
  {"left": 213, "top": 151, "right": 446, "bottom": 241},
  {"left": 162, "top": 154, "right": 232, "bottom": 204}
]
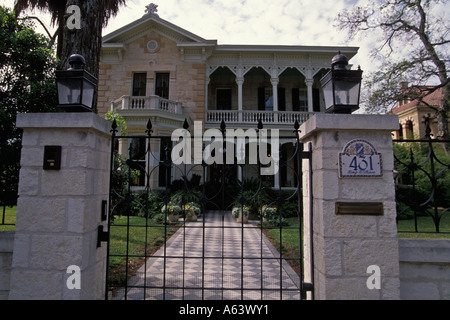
[
  {"left": 320, "top": 52, "right": 363, "bottom": 114},
  {"left": 55, "top": 54, "right": 97, "bottom": 112}
]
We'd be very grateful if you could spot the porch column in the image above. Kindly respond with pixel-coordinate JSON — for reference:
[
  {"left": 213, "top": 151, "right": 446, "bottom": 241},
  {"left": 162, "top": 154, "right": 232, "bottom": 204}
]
[
  {"left": 271, "top": 78, "right": 279, "bottom": 112},
  {"left": 205, "top": 76, "right": 210, "bottom": 121},
  {"left": 236, "top": 77, "right": 244, "bottom": 122},
  {"left": 305, "top": 78, "right": 314, "bottom": 113}
]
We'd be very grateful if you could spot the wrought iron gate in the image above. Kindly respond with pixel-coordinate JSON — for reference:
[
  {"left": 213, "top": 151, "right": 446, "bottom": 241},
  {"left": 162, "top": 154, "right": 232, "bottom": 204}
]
[{"left": 104, "top": 119, "right": 314, "bottom": 300}]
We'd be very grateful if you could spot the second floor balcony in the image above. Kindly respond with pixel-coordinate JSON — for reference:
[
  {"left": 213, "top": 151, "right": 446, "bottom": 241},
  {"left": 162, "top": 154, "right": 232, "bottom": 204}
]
[
  {"left": 111, "top": 95, "right": 317, "bottom": 129},
  {"left": 111, "top": 95, "right": 186, "bottom": 130},
  {"left": 111, "top": 95, "right": 182, "bottom": 114}
]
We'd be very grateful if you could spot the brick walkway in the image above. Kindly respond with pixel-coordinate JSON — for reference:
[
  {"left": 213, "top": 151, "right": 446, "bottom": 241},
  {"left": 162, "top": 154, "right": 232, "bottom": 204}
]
[{"left": 113, "top": 211, "right": 301, "bottom": 300}]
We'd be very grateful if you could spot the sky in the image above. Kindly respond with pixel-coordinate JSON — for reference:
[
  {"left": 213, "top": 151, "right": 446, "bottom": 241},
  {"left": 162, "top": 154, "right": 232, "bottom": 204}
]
[
  {"left": 2, "top": 0, "right": 447, "bottom": 111},
  {"left": 1, "top": 0, "right": 376, "bottom": 69}
]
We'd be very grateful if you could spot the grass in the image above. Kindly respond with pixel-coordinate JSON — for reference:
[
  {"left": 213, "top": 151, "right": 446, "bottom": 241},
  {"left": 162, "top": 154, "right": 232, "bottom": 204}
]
[
  {"left": 2, "top": 205, "right": 450, "bottom": 285},
  {"left": 262, "top": 217, "right": 302, "bottom": 275},
  {"left": 0, "top": 207, "right": 180, "bottom": 288},
  {"left": 107, "top": 215, "right": 180, "bottom": 287},
  {"left": 397, "top": 211, "right": 450, "bottom": 239},
  {"left": 0, "top": 206, "right": 16, "bottom": 231}
]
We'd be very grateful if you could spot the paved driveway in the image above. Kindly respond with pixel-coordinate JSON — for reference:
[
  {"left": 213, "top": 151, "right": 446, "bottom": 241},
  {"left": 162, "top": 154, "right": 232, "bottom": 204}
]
[{"left": 114, "top": 211, "right": 301, "bottom": 300}]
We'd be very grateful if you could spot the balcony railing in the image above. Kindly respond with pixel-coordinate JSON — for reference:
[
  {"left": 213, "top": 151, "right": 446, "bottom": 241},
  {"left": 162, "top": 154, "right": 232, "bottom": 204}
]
[
  {"left": 206, "top": 110, "right": 313, "bottom": 125},
  {"left": 111, "top": 95, "right": 182, "bottom": 114}
]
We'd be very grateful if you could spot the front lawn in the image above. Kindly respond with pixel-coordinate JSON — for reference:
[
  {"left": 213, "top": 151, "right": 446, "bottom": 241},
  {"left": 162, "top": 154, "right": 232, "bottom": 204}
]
[
  {"left": 262, "top": 217, "right": 301, "bottom": 275},
  {"left": 0, "top": 206, "right": 16, "bottom": 231},
  {"left": 397, "top": 212, "right": 450, "bottom": 239},
  {"left": 107, "top": 215, "right": 179, "bottom": 287}
]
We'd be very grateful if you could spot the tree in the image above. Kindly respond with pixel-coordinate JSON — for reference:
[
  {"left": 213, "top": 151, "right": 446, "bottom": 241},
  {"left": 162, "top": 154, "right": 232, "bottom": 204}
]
[
  {"left": 14, "top": 0, "right": 126, "bottom": 112},
  {"left": 0, "top": 6, "right": 57, "bottom": 206},
  {"left": 336, "top": 0, "right": 449, "bottom": 140},
  {"left": 14, "top": 1, "right": 65, "bottom": 59}
]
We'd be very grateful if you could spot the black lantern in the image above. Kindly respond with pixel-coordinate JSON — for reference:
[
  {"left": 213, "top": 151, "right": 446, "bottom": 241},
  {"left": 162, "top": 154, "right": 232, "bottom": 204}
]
[
  {"left": 320, "top": 52, "right": 363, "bottom": 114},
  {"left": 55, "top": 54, "right": 97, "bottom": 112}
]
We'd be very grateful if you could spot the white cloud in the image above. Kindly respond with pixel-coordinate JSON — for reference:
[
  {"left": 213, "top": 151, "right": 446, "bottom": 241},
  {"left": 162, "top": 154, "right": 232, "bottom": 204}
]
[
  {"left": 1, "top": 0, "right": 379, "bottom": 83},
  {"left": 102, "top": 0, "right": 359, "bottom": 45}
]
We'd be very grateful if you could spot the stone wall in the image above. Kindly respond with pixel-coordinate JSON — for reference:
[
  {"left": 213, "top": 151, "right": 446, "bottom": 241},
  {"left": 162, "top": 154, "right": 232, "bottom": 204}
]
[
  {"left": 399, "top": 239, "right": 450, "bottom": 300},
  {"left": 0, "top": 232, "right": 14, "bottom": 299}
]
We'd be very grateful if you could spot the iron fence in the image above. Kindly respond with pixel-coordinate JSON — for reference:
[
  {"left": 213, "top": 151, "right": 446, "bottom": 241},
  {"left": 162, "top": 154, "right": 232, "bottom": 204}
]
[
  {"left": 393, "top": 120, "right": 450, "bottom": 235},
  {"left": 0, "top": 182, "right": 17, "bottom": 228},
  {"left": 105, "top": 119, "right": 314, "bottom": 300}
]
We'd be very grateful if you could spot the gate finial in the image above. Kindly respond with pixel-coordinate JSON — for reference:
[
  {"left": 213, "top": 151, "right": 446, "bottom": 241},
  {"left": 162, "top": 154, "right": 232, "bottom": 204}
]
[
  {"left": 146, "top": 119, "right": 153, "bottom": 136},
  {"left": 220, "top": 119, "right": 226, "bottom": 133},
  {"left": 111, "top": 119, "right": 118, "bottom": 136},
  {"left": 257, "top": 118, "right": 263, "bottom": 131},
  {"left": 294, "top": 120, "right": 301, "bottom": 140},
  {"left": 183, "top": 118, "right": 189, "bottom": 130}
]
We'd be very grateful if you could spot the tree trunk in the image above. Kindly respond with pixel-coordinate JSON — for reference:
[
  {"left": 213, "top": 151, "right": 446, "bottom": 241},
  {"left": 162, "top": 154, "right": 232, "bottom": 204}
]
[
  {"left": 56, "top": 8, "right": 65, "bottom": 62},
  {"left": 61, "top": 0, "right": 105, "bottom": 113}
]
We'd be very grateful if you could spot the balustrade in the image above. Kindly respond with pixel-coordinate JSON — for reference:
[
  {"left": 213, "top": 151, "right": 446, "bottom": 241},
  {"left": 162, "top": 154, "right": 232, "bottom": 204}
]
[
  {"left": 111, "top": 95, "right": 182, "bottom": 114},
  {"left": 206, "top": 109, "right": 313, "bottom": 125}
]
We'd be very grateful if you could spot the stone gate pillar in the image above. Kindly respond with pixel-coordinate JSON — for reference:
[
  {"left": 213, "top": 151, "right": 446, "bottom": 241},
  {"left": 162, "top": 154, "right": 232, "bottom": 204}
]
[
  {"left": 9, "top": 113, "right": 111, "bottom": 300},
  {"left": 300, "top": 114, "right": 401, "bottom": 300}
]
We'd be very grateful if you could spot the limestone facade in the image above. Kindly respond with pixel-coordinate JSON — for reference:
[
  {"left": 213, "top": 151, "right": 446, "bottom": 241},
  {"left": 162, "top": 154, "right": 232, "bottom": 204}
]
[
  {"left": 98, "top": 10, "right": 360, "bottom": 135},
  {"left": 97, "top": 9, "right": 360, "bottom": 189}
]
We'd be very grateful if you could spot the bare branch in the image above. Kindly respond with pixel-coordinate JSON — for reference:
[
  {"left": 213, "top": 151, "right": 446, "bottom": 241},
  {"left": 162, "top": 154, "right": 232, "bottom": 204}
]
[{"left": 17, "top": 16, "right": 52, "bottom": 39}]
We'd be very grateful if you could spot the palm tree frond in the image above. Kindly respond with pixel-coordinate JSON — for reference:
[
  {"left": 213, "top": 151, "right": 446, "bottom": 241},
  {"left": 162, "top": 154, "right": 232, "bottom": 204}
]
[
  {"left": 14, "top": 0, "right": 66, "bottom": 25},
  {"left": 103, "top": 0, "right": 127, "bottom": 26}
]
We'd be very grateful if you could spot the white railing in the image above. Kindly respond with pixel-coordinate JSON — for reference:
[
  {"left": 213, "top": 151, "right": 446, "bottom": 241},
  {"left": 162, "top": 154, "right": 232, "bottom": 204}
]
[
  {"left": 206, "top": 110, "right": 313, "bottom": 125},
  {"left": 111, "top": 95, "right": 182, "bottom": 114}
]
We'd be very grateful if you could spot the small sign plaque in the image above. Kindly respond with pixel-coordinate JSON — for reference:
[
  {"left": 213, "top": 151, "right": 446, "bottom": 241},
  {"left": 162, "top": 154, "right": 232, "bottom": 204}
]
[{"left": 339, "top": 139, "right": 382, "bottom": 178}]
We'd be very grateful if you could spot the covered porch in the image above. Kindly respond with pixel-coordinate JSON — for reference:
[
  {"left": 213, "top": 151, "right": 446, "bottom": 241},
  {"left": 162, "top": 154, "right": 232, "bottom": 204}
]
[{"left": 205, "top": 55, "right": 332, "bottom": 128}]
